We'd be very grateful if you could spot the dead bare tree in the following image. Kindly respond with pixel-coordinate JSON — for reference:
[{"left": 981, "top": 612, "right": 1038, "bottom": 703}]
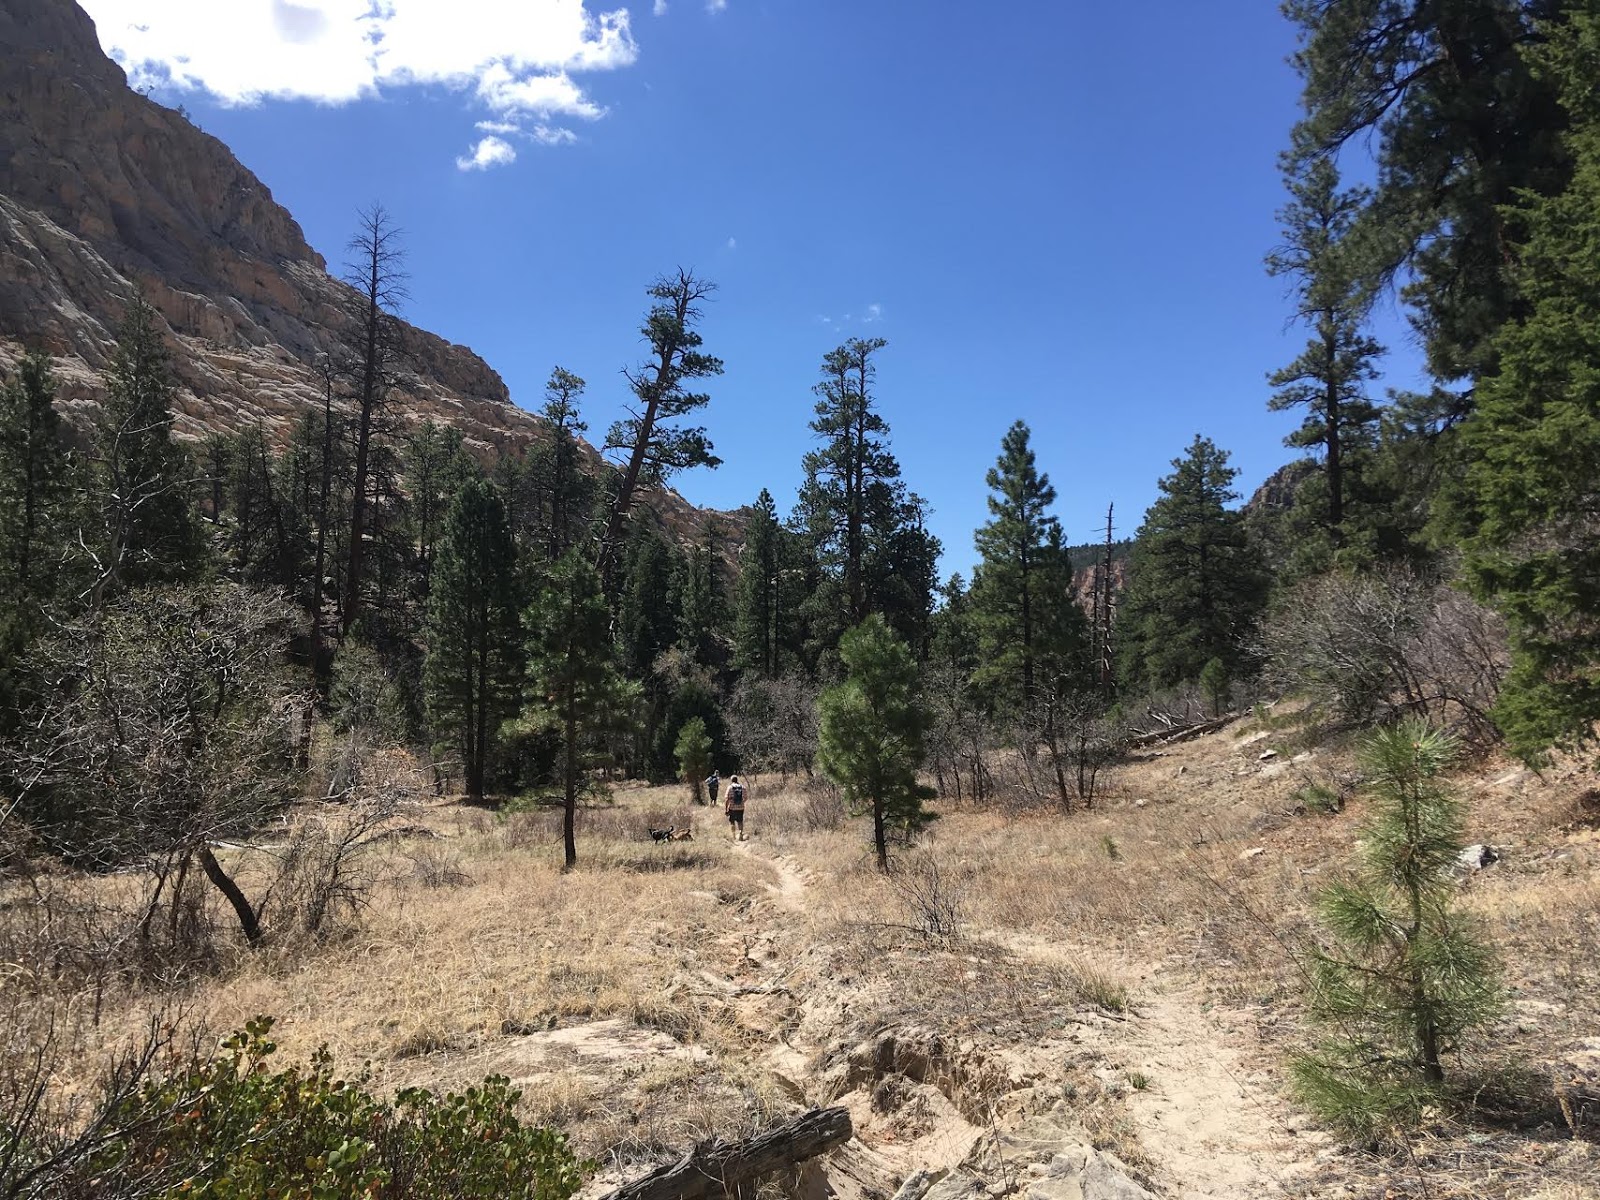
[
  {"left": 3, "top": 584, "right": 307, "bottom": 948},
  {"left": 341, "top": 204, "right": 408, "bottom": 635}
]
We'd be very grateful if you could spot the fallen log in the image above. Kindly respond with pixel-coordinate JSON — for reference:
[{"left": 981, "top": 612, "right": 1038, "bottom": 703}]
[
  {"left": 1127, "top": 714, "right": 1233, "bottom": 750},
  {"left": 600, "top": 1106, "right": 852, "bottom": 1200}
]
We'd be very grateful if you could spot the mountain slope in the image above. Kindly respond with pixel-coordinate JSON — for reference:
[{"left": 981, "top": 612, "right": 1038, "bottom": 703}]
[{"left": 0, "top": 0, "right": 725, "bottom": 544}]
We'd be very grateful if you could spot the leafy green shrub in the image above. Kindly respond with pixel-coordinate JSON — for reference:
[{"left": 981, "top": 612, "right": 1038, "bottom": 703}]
[
  {"left": 47, "top": 1018, "right": 587, "bottom": 1199},
  {"left": 1292, "top": 721, "right": 1502, "bottom": 1144}
]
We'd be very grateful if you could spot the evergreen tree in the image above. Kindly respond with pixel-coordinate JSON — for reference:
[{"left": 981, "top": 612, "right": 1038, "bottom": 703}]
[
  {"left": 1285, "top": 0, "right": 1571, "bottom": 400},
  {"left": 617, "top": 523, "right": 681, "bottom": 678},
  {"left": 816, "top": 615, "right": 937, "bottom": 871},
  {"left": 675, "top": 516, "right": 728, "bottom": 668},
  {"left": 733, "top": 489, "right": 798, "bottom": 676},
  {"left": 598, "top": 271, "right": 723, "bottom": 582},
  {"left": 797, "top": 338, "right": 938, "bottom": 659},
  {"left": 91, "top": 295, "right": 201, "bottom": 605},
  {"left": 423, "top": 480, "right": 521, "bottom": 802},
  {"left": 968, "top": 421, "right": 1062, "bottom": 715},
  {"left": 1117, "top": 436, "right": 1266, "bottom": 694},
  {"left": 538, "top": 367, "right": 595, "bottom": 561},
  {"left": 799, "top": 338, "right": 896, "bottom": 628},
  {"left": 1293, "top": 721, "right": 1501, "bottom": 1141},
  {"left": 522, "top": 550, "right": 630, "bottom": 868},
  {"left": 1267, "top": 157, "right": 1385, "bottom": 543},
  {"left": 0, "top": 351, "right": 72, "bottom": 630},
  {"left": 1439, "top": 9, "right": 1600, "bottom": 759},
  {"left": 674, "top": 716, "right": 712, "bottom": 804},
  {"left": 405, "top": 420, "right": 473, "bottom": 590}
]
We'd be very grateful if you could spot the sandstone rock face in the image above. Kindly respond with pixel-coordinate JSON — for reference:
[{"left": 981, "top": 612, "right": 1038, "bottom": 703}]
[{"left": 0, "top": 0, "right": 725, "bottom": 543}]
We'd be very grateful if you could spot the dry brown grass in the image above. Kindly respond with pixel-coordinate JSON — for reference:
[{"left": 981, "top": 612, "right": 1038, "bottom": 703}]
[{"left": 5, "top": 719, "right": 1597, "bottom": 1195}]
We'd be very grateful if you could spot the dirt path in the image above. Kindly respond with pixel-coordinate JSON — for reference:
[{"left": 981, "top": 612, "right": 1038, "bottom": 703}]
[
  {"left": 983, "top": 931, "right": 1313, "bottom": 1197},
  {"left": 1115, "top": 981, "right": 1320, "bottom": 1198}
]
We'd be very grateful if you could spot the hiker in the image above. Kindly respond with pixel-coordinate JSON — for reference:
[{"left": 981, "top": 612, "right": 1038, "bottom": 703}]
[
  {"left": 704, "top": 769, "right": 720, "bottom": 806},
  {"left": 725, "top": 774, "right": 747, "bottom": 841}
]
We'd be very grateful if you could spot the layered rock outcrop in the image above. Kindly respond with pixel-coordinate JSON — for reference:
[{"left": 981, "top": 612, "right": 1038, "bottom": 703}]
[{"left": 0, "top": 0, "right": 723, "bottom": 543}]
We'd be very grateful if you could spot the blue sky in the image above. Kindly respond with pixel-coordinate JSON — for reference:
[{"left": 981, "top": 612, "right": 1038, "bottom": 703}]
[{"left": 84, "top": 0, "right": 1428, "bottom": 576}]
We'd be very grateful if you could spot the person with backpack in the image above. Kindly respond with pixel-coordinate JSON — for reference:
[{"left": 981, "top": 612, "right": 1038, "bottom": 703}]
[
  {"left": 724, "top": 774, "right": 747, "bottom": 841},
  {"left": 704, "top": 770, "right": 720, "bottom": 806}
]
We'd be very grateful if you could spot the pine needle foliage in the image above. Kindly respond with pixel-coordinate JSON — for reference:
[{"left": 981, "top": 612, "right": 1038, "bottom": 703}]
[
  {"left": 817, "top": 615, "right": 937, "bottom": 870},
  {"left": 1292, "top": 719, "right": 1502, "bottom": 1143}
]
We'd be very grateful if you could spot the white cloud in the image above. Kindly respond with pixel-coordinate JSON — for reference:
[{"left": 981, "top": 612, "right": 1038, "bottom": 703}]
[
  {"left": 864, "top": 302, "right": 883, "bottom": 323},
  {"left": 653, "top": 0, "right": 667, "bottom": 13},
  {"left": 456, "top": 135, "right": 517, "bottom": 171},
  {"left": 531, "top": 124, "right": 578, "bottom": 145},
  {"left": 707, "top": 0, "right": 727, "bottom": 10},
  {"left": 475, "top": 119, "right": 521, "bottom": 134},
  {"left": 726, "top": 236, "right": 737, "bottom": 250},
  {"left": 81, "top": 0, "right": 636, "bottom": 159}
]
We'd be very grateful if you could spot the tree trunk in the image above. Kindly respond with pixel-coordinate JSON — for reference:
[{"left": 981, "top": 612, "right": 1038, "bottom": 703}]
[
  {"left": 873, "top": 797, "right": 888, "bottom": 871},
  {"left": 197, "top": 845, "right": 262, "bottom": 946},
  {"left": 600, "top": 1107, "right": 851, "bottom": 1200}
]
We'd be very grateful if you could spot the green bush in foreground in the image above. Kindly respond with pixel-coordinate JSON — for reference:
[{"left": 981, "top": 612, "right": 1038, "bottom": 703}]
[
  {"left": 69, "top": 1018, "right": 588, "bottom": 1199},
  {"left": 1292, "top": 720, "right": 1502, "bottom": 1144}
]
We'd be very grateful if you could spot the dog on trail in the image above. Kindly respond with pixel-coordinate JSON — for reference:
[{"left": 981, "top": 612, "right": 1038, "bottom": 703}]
[{"left": 647, "top": 826, "right": 694, "bottom": 844}]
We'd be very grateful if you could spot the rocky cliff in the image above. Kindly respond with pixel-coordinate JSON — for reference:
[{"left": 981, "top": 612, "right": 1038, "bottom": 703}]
[{"left": 0, "top": 0, "right": 722, "bottom": 545}]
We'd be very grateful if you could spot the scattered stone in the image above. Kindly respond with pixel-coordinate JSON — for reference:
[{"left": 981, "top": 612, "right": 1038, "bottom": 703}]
[
  {"left": 1258, "top": 749, "right": 1279, "bottom": 761},
  {"left": 1458, "top": 844, "right": 1502, "bottom": 870},
  {"left": 892, "top": 1168, "right": 950, "bottom": 1200},
  {"left": 1239, "top": 847, "right": 1266, "bottom": 861}
]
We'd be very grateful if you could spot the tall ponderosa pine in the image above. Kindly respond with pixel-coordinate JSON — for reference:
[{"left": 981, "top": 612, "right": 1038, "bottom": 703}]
[
  {"left": 1285, "top": 0, "right": 1571, "bottom": 401},
  {"left": 1117, "top": 437, "right": 1266, "bottom": 694},
  {"left": 598, "top": 271, "right": 723, "bottom": 583},
  {"left": 92, "top": 295, "right": 201, "bottom": 606},
  {"left": 969, "top": 421, "right": 1063, "bottom": 715},
  {"left": 816, "top": 615, "right": 937, "bottom": 871},
  {"left": 0, "top": 351, "right": 72, "bottom": 631},
  {"left": 523, "top": 550, "right": 629, "bottom": 868},
  {"left": 1293, "top": 721, "right": 1500, "bottom": 1141},
  {"left": 1267, "top": 157, "right": 1385, "bottom": 542},
  {"left": 1441, "top": 10, "right": 1600, "bottom": 760},
  {"left": 617, "top": 523, "right": 681, "bottom": 678},
  {"left": 424, "top": 480, "right": 521, "bottom": 802},
  {"left": 798, "top": 339, "right": 939, "bottom": 658}
]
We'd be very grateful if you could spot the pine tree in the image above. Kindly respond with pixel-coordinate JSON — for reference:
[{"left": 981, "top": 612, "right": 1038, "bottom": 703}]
[
  {"left": 733, "top": 489, "right": 798, "bottom": 676},
  {"left": 1267, "top": 157, "right": 1385, "bottom": 543},
  {"left": 0, "top": 350, "right": 72, "bottom": 628},
  {"left": 799, "top": 337, "right": 896, "bottom": 628},
  {"left": 1284, "top": 0, "right": 1571, "bottom": 400},
  {"left": 598, "top": 271, "right": 723, "bottom": 583},
  {"left": 617, "top": 523, "right": 681, "bottom": 678},
  {"left": 969, "top": 421, "right": 1062, "bottom": 715},
  {"left": 92, "top": 294, "right": 201, "bottom": 606},
  {"left": 1117, "top": 436, "right": 1267, "bottom": 694},
  {"left": 424, "top": 480, "right": 521, "bottom": 802},
  {"left": 817, "top": 615, "right": 937, "bottom": 871},
  {"left": 538, "top": 367, "right": 595, "bottom": 561},
  {"left": 674, "top": 716, "right": 712, "bottom": 805},
  {"left": 1439, "top": 10, "right": 1600, "bottom": 760},
  {"left": 797, "top": 338, "right": 938, "bottom": 659},
  {"left": 1293, "top": 720, "right": 1500, "bottom": 1141},
  {"left": 405, "top": 420, "right": 474, "bottom": 590},
  {"left": 522, "top": 550, "right": 630, "bottom": 868}
]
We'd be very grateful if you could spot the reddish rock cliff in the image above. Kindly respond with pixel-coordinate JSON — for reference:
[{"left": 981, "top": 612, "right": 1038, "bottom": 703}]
[{"left": 0, "top": 0, "right": 727, "bottom": 545}]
